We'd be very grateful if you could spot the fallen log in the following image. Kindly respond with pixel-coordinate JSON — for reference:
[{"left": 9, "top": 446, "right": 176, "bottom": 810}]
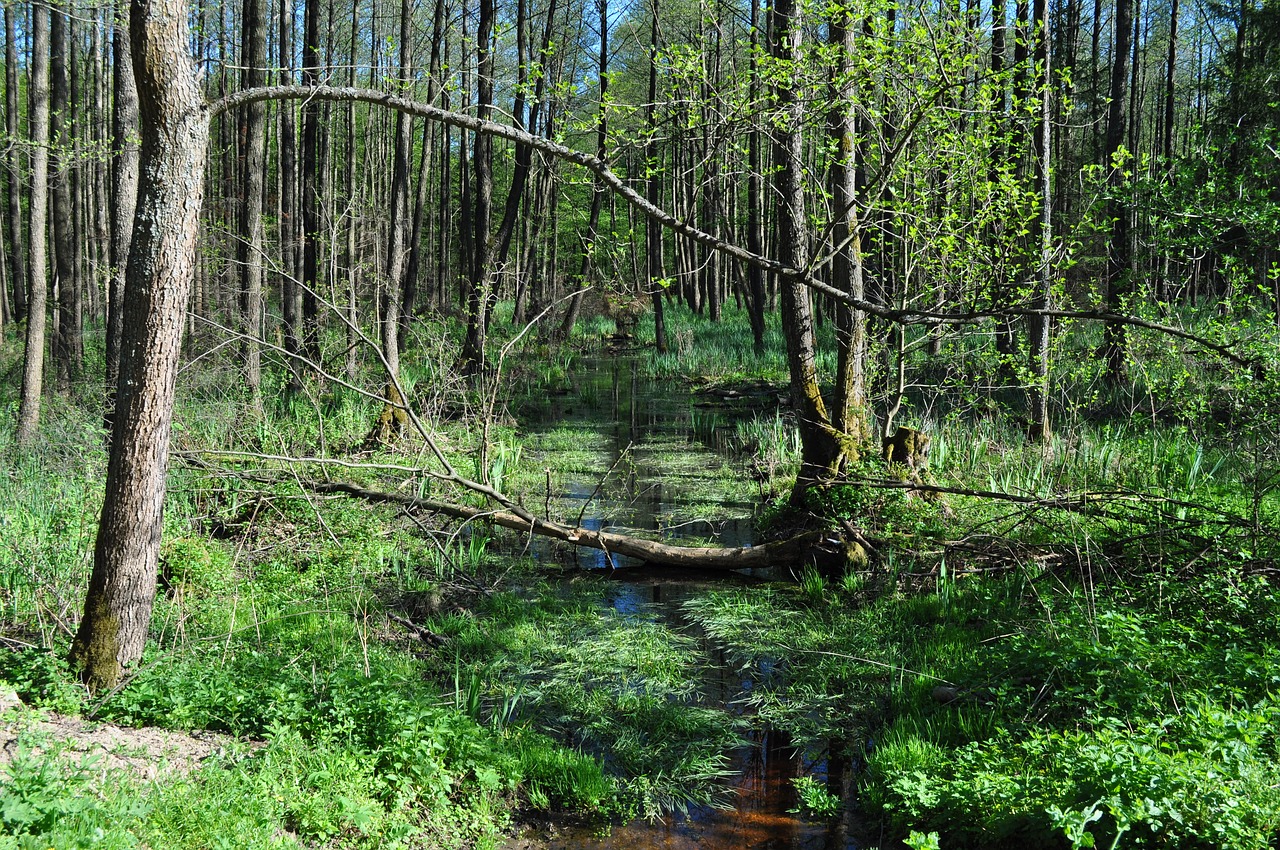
[{"left": 292, "top": 477, "right": 829, "bottom": 571}]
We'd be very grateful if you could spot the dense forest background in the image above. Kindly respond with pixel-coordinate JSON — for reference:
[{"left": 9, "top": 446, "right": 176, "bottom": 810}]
[{"left": 0, "top": 0, "right": 1279, "bottom": 845}]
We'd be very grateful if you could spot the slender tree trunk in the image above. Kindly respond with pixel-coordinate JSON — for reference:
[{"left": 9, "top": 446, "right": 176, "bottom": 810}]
[
  {"left": 237, "top": 0, "right": 267, "bottom": 410},
  {"left": 1027, "top": 0, "right": 1053, "bottom": 440},
  {"left": 554, "top": 0, "right": 608, "bottom": 342},
  {"left": 383, "top": 0, "right": 413, "bottom": 380},
  {"left": 279, "top": 0, "right": 302, "bottom": 389},
  {"left": 828, "top": 4, "right": 868, "bottom": 444},
  {"left": 70, "top": 0, "right": 209, "bottom": 692},
  {"left": 1102, "top": 0, "right": 1132, "bottom": 384},
  {"left": 15, "top": 3, "right": 50, "bottom": 446},
  {"left": 744, "top": 0, "right": 766, "bottom": 353},
  {"left": 461, "top": 0, "right": 495, "bottom": 370},
  {"left": 646, "top": 0, "right": 667, "bottom": 353},
  {"left": 106, "top": 2, "right": 141, "bottom": 428},
  {"left": 299, "top": 0, "right": 323, "bottom": 368},
  {"left": 51, "top": 2, "right": 81, "bottom": 391},
  {"left": 4, "top": 5, "right": 25, "bottom": 324},
  {"left": 770, "top": 0, "right": 844, "bottom": 480}
]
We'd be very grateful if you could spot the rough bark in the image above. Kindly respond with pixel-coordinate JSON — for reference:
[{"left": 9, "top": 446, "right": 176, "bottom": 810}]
[
  {"left": 70, "top": 0, "right": 209, "bottom": 692},
  {"left": 238, "top": 0, "right": 267, "bottom": 409},
  {"left": 15, "top": 3, "right": 50, "bottom": 447},
  {"left": 770, "top": 0, "right": 846, "bottom": 480},
  {"left": 106, "top": 3, "right": 140, "bottom": 429},
  {"left": 827, "top": 4, "right": 868, "bottom": 444},
  {"left": 382, "top": 0, "right": 413, "bottom": 381}
]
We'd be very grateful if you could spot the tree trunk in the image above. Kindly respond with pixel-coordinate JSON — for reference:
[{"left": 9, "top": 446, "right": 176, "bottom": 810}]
[
  {"left": 383, "top": 0, "right": 412, "bottom": 381},
  {"left": 299, "top": 0, "right": 323, "bottom": 368},
  {"left": 771, "top": 0, "right": 846, "bottom": 481},
  {"left": 106, "top": 3, "right": 141, "bottom": 429},
  {"left": 553, "top": 0, "right": 609, "bottom": 343},
  {"left": 646, "top": 0, "right": 667, "bottom": 353},
  {"left": 828, "top": 4, "right": 868, "bottom": 444},
  {"left": 51, "top": 2, "right": 81, "bottom": 392},
  {"left": 1027, "top": 0, "right": 1053, "bottom": 440},
  {"left": 238, "top": 0, "right": 267, "bottom": 410},
  {"left": 4, "top": 5, "right": 25, "bottom": 324},
  {"left": 460, "top": 0, "right": 494, "bottom": 371},
  {"left": 15, "top": 2, "right": 50, "bottom": 447},
  {"left": 744, "top": 0, "right": 766, "bottom": 354},
  {"left": 1102, "top": 0, "right": 1132, "bottom": 384},
  {"left": 278, "top": 0, "right": 302, "bottom": 390},
  {"left": 70, "top": 0, "right": 209, "bottom": 692}
]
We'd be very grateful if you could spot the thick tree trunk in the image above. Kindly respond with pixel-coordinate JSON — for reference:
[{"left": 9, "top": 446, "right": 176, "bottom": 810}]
[
  {"left": 15, "top": 3, "right": 50, "bottom": 447},
  {"left": 70, "top": 0, "right": 209, "bottom": 692},
  {"left": 106, "top": 5, "right": 140, "bottom": 429}
]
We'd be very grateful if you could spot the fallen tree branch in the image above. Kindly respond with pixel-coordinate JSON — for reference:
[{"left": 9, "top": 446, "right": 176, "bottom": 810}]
[{"left": 216, "top": 470, "right": 830, "bottom": 571}]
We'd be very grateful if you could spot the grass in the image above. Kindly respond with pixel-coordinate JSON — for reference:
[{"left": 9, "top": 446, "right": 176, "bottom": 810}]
[{"left": 8, "top": 298, "right": 1280, "bottom": 848}]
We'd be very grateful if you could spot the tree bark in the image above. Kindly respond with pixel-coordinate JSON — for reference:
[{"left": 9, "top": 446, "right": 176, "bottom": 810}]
[
  {"left": 106, "top": 2, "right": 141, "bottom": 429},
  {"left": 828, "top": 3, "right": 868, "bottom": 444},
  {"left": 70, "top": 0, "right": 209, "bottom": 692},
  {"left": 770, "top": 0, "right": 846, "bottom": 480},
  {"left": 646, "top": 0, "right": 667, "bottom": 353},
  {"left": 460, "top": 0, "right": 495, "bottom": 372},
  {"left": 299, "top": 0, "right": 323, "bottom": 368},
  {"left": 15, "top": 2, "right": 50, "bottom": 447},
  {"left": 51, "top": 2, "right": 81, "bottom": 391},
  {"left": 553, "top": 0, "right": 609, "bottom": 343},
  {"left": 4, "top": 4, "right": 25, "bottom": 324},
  {"left": 238, "top": 0, "right": 267, "bottom": 410},
  {"left": 1102, "top": 0, "right": 1133, "bottom": 384},
  {"left": 1027, "top": 0, "right": 1053, "bottom": 440},
  {"left": 278, "top": 0, "right": 302, "bottom": 391},
  {"left": 382, "top": 0, "right": 413, "bottom": 381}
]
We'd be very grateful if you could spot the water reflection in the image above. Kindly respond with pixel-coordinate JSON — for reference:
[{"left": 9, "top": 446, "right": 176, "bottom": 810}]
[{"left": 511, "top": 357, "right": 859, "bottom": 850}]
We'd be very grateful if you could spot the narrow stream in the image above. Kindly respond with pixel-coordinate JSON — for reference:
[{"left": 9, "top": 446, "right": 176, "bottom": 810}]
[{"left": 509, "top": 356, "right": 859, "bottom": 850}]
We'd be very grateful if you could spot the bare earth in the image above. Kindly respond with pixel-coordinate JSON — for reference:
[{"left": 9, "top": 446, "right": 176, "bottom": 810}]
[{"left": 0, "top": 693, "right": 231, "bottom": 780}]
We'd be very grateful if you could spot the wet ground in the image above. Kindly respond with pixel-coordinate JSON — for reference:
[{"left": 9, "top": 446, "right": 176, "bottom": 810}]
[{"left": 509, "top": 356, "right": 859, "bottom": 850}]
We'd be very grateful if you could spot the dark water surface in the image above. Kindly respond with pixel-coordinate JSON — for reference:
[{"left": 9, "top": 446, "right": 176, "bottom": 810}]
[{"left": 510, "top": 357, "right": 859, "bottom": 850}]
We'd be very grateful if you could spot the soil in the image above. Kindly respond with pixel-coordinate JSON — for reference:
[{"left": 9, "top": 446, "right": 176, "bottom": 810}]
[{"left": 0, "top": 692, "right": 234, "bottom": 781}]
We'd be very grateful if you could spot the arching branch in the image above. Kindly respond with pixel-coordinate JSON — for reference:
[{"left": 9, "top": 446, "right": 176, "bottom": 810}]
[{"left": 212, "top": 85, "right": 1266, "bottom": 374}]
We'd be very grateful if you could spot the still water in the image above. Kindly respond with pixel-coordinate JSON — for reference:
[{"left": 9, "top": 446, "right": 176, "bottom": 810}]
[{"left": 510, "top": 356, "right": 860, "bottom": 850}]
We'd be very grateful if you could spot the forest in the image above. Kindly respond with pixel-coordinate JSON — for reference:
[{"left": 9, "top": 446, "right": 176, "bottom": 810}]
[{"left": 0, "top": 0, "right": 1278, "bottom": 843}]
